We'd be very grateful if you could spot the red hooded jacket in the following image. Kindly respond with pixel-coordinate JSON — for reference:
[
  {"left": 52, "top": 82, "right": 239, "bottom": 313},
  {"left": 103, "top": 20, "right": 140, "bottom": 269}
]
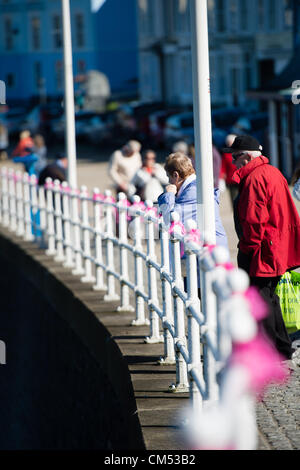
[{"left": 231, "top": 156, "right": 300, "bottom": 277}]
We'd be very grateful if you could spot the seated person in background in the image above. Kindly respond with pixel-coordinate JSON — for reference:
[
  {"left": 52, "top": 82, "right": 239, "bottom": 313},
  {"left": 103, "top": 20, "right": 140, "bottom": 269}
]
[
  {"left": 158, "top": 152, "right": 228, "bottom": 248},
  {"left": 33, "top": 134, "right": 47, "bottom": 176},
  {"left": 38, "top": 153, "right": 68, "bottom": 186},
  {"left": 12, "top": 130, "right": 34, "bottom": 157},
  {"left": 128, "top": 149, "right": 169, "bottom": 202}
]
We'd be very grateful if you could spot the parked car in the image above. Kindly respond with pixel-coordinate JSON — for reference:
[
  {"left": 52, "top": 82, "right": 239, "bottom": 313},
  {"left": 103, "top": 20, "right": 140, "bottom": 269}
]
[
  {"left": 211, "top": 107, "right": 245, "bottom": 131},
  {"left": 148, "top": 107, "right": 185, "bottom": 148},
  {"left": 51, "top": 110, "right": 110, "bottom": 142},
  {"left": 19, "top": 103, "right": 64, "bottom": 135},
  {"left": 164, "top": 112, "right": 194, "bottom": 149},
  {"left": 230, "top": 112, "right": 268, "bottom": 142},
  {"left": 163, "top": 107, "right": 252, "bottom": 150},
  {"left": 83, "top": 113, "right": 113, "bottom": 144},
  {"left": 3, "top": 107, "right": 29, "bottom": 137}
]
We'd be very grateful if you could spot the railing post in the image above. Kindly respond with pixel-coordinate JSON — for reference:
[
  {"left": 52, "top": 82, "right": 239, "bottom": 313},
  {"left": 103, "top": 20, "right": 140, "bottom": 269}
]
[
  {"left": 30, "top": 174, "right": 40, "bottom": 241},
  {"left": 170, "top": 212, "right": 189, "bottom": 392},
  {"left": 117, "top": 192, "right": 134, "bottom": 312},
  {"left": 130, "top": 196, "right": 148, "bottom": 326},
  {"left": 92, "top": 188, "right": 106, "bottom": 291},
  {"left": 1, "top": 167, "right": 9, "bottom": 227},
  {"left": 45, "top": 177, "right": 56, "bottom": 255},
  {"left": 103, "top": 190, "right": 119, "bottom": 301},
  {"left": 199, "top": 246, "right": 219, "bottom": 406},
  {"left": 23, "top": 172, "right": 35, "bottom": 242},
  {"left": 80, "top": 185, "right": 95, "bottom": 283},
  {"left": 15, "top": 170, "right": 25, "bottom": 237},
  {"left": 61, "top": 182, "right": 74, "bottom": 268},
  {"left": 37, "top": 183, "right": 47, "bottom": 248},
  {"left": 145, "top": 200, "right": 163, "bottom": 344},
  {"left": 159, "top": 217, "right": 175, "bottom": 364},
  {"left": 53, "top": 179, "right": 65, "bottom": 262},
  {"left": 8, "top": 168, "right": 17, "bottom": 232},
  {"left": 185, "top": 220, "right": 203, "bottom": 410},
  {"left": 71, "top": 186, "right": 85, "bottom": 276}
]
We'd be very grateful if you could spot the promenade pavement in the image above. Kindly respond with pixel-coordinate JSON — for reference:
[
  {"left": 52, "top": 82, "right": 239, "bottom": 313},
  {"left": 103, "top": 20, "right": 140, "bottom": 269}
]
[{"left": 1, "top": 154, "right": 300, "bottom": 451}]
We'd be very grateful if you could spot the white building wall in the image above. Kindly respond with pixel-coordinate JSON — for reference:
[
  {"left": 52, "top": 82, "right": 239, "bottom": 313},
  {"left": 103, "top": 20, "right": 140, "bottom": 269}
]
[{"left": 137, "top": 0, "right": 293, "bottom": 107}]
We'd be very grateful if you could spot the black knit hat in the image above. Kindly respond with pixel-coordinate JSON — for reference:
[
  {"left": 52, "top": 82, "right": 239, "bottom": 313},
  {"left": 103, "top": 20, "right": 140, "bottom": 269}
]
[{"left": 222, "top": 135, "right": 263, "bottom": 153}]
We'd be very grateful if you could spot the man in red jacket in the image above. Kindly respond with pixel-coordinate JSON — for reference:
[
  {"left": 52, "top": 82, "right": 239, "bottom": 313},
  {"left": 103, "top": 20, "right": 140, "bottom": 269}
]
[{"left": 223, "top": 135, "right": 300, "bottom": 360}]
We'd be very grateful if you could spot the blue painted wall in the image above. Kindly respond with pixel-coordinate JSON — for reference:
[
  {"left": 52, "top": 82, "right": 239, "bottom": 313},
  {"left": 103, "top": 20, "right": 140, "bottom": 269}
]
[
  {"left": 0, "top": 0, "right": 138, "bottom": 103},
  {"left": 93, "top": 0, "right": 138, "bottom": 95}
]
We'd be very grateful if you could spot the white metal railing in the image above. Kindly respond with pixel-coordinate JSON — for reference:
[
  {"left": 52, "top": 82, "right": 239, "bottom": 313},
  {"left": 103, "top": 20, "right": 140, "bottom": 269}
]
[{"left": 0, "top": 167, "right": 289, "bottom": 450}]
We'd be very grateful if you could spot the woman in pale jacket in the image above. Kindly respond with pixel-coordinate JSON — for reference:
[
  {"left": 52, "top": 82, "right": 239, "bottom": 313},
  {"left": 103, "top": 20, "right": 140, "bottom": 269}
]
[
  {"left": 128, "top": 149, "right": 169, "bottom": 202},
  {"left": 108, "top": 140, "right": 142, "bottom": 196}
]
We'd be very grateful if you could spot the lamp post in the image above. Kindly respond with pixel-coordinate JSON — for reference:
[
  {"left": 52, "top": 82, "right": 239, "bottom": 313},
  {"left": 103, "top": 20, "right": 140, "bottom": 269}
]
[
  {"left": 61, "top": 0, "right": 77, "bottom": 189},
  {"left": 189, "top": 0, "right": 215, "bottom": 244},
  {"left": 190, "top": 0, "right": 218, "bottom": 404}
]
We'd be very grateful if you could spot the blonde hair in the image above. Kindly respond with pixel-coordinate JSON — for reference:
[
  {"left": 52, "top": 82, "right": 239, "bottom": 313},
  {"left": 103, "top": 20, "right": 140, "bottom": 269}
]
[
  {"left": 20, "top": 130, "right": 30, "bottom": 140},
  {"left": 164, "top": 152, "right": 195, "bottom": 179}
]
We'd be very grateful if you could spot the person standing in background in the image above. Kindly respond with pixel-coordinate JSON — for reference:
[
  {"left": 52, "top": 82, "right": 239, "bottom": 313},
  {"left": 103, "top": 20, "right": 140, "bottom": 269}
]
[
  {"left": 224, "top": 134, "right": 300, "bottom": 362},
  {"left": 0, "top": 122, "right": 8, "bottom": 161},
  {"left": 128, "top": 149, "right": 169, "bottom": 202},
  {"left": 219, "top": 134, "right": 239, "bottom": 207},
  {"left": 108, "top": 140, "right": 142, "bottom": 197}
]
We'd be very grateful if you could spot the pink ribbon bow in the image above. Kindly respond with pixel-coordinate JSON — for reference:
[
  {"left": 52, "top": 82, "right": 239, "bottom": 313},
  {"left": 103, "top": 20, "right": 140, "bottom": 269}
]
[
  {"left": 145, "top": 205, "right": 158, "bottom": 217},
  {"left": 168, "top": 220, "right": 186, "bottom": 236},
  {"left": 186, "top": 228, "right": 201, "bottom": 245}
]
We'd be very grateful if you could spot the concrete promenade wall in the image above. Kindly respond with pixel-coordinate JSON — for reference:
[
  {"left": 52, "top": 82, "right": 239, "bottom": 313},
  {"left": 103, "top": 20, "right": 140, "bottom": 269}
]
[{"left": 0, "top": 228, "right": 145, "bottom": 450}]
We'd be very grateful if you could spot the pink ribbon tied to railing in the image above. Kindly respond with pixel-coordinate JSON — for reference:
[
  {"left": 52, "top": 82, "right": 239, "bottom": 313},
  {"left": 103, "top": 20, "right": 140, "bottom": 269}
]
[
  {"left": 121, "top": 198, "right": 132, "bottom": 221},
  {"left": 145, "top": 205, "right": 158, "bottom": 217},
  {"left": 168, "top": 220, "right": 186, "bottom": 236},
  {"left": 132, "top": 200, "right": 146, "bottom": 212},
  {"left": 44, "top": 180, "right": 54, "bottom": 189},
  {"left": 203, "top": 243, "right": 216, "bottom": 253},
  {"left": 169, "top": 220, "right": 186, "bottom": 257},
  {"left": 185, "top": 227, "right": 202, "bottom": 246},
  {"left": 93, "top": 192, "right": 105, "bottom": 202}
]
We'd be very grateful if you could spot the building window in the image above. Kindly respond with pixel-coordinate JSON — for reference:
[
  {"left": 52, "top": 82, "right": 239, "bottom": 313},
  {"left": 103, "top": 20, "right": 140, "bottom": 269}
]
[
  {"left": 34, "top": 61, "right": 42, "bottom": 90},
  {"left": 174, "top": 0, "right": 190, "bottom": 33},
  {"left": 52, "top": 14, "right": 62, "bottom": 49},
  {"left": 244, "top": 52, "right": 252, "bottom": 90},
  {"left": 6, "top": 73, "right": 14, "bottom": 88},
  {"left": 215, "top": 0, "right": 226, "bottom": 32},
  {"left": 257, "top": 0, "right": 265, "bottom": 30},
  {"left": 284, "top": 0, "right": 293, "bottom": 29},
  {"left": 4, "top": 17, "right": 14, "bottom": 51},
  {"left": 228, "top": 0, "right": 238, "bottom": 32},
  {"left": 208, "top": 0, "right": 216, "bottom": 30},
  {"left": 55, "top": 60, "right": 63, "bottom": 90},
  {"left": 139, "top": 0, "right": 155, "bottom": 35},
  {"left": 75, "top": 13, "right": 85, "bottom": 48},
  {"left": 77, "top": 60, "right": 86, "bottom": 74},
  {"left": 216, "top": 54, "right": 226, "bottom": 97},
  {"left": 239, "top": 0, "right": 248, "bottom": 31},
  {"left": 31, "top": 16, "right": 41, "bottom": 50}
]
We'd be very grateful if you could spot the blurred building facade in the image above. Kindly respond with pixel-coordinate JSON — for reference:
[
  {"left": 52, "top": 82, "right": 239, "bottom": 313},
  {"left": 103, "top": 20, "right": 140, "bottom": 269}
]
[
  {"left": 0, "top": 0, "right": 97, "bottom": 103},
  {"left": 92, "top": 0, "right": 139, "bottom": 99},
  {"left": 137, "top": 0, "right": 294, "bottom": 107},
  {"left": 0, "top": 0, "right": 139, "bottom": 104}
]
